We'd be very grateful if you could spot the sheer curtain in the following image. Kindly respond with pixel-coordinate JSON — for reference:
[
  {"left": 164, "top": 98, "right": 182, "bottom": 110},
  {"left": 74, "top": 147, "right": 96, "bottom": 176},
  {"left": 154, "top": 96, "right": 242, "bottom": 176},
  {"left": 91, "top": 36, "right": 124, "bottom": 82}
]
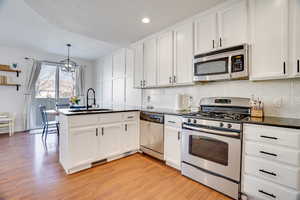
[
  {"left": 24, "top": 60, "right": 42, "bottom": 130},
  {"left": 75, "top": 66, "right": 85, "bottom": 101}
]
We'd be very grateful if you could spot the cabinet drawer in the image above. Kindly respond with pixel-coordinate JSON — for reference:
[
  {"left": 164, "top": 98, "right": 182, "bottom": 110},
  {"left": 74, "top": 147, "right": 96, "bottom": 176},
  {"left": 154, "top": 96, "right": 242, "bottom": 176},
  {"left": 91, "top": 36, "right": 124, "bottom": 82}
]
[
  {"left": 243, "top": 175, "right": 300, "bottom": 200},
  {"left": 244, "top": 124, "right": 300, "bottom": 149},
  {"left": 98, "top": 113, "right": 122, "bottom": 124},
  {"left": 244, "top": 141, "right": 300, "bottom": 166},
  {"left": 69, "top": 115, "right": 98, "bottom": 128},
  {"left": 123, "top": 112, "right": 138, "bottom": 121},
  {"left": 244, "top": 156, "right": 300, "bottom": 190},
  {"left": 165, "top": 115, "right": 182, "bottom": 128}
]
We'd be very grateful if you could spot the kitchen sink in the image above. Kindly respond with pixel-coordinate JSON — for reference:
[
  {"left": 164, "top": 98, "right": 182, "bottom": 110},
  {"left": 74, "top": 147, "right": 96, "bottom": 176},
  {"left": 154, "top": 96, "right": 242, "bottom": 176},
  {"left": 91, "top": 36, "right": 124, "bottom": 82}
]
[{"left": 69, "top": 108, "right": 112, "bottom": 113}]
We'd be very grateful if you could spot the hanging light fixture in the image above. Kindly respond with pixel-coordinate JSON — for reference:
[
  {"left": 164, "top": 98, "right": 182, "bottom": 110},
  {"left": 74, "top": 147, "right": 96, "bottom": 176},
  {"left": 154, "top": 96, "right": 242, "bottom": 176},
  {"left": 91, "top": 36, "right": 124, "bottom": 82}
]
[{"left": 60, "top": 44, "right": 78, "bottom": 72}]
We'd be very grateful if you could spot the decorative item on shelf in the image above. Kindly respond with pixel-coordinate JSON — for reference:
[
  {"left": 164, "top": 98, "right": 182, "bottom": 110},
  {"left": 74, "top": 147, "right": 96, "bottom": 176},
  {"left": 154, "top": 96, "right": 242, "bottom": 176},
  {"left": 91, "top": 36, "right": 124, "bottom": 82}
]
[
  {"left": 0, "top": 75, "right": 7, "bottom": 84},
  {"left": 250, "top": 95, "right": 264, "bottom": 118},
  {"left": 69, "top": 96, "right": 80, "bottom": 105},
  {"left": 11, "top": 63, "right": 18, "bottom": 69}
]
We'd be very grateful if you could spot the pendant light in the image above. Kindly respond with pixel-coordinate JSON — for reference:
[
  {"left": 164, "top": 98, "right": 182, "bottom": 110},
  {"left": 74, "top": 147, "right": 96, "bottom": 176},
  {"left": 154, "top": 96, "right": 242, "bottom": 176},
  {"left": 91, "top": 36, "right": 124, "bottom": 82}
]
[{"left": 60, "top": 44, "right": 78, "bottom": 72}]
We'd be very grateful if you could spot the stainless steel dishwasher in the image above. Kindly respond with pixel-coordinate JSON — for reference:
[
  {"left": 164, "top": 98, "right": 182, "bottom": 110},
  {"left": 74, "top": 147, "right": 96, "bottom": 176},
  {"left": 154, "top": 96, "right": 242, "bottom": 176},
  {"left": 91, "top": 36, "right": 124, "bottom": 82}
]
[{"left": 140, "top": 112, "right": 164, "bottom": 160}]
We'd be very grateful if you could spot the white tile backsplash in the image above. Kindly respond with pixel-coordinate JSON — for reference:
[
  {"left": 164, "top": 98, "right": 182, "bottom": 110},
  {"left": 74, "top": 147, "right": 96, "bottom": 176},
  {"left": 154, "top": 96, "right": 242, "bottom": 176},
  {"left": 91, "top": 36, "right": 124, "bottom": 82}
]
[{"left": 142, "top": 79, "right": 300, "bottom": 119}]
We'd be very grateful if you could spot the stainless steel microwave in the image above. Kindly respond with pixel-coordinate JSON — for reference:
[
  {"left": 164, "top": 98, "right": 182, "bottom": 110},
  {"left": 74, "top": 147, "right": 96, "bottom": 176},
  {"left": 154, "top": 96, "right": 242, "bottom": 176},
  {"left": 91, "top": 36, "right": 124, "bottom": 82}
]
[{"left": 193, "top": 44, "right": 249, "bottom": 82}]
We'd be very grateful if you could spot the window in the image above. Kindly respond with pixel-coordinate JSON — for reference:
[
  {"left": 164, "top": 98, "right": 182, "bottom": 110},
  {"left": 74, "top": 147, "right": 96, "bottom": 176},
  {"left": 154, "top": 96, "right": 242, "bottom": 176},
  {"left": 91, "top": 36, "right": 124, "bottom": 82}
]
[
  {"left": 35, "top": 63, "right": 76, "bottom": 99},
  {"left": 59, "top": 68, "right": 76, "bottom": 98},
  {"left": 35, "top": 64, "right": 57, "bottom": 98}
]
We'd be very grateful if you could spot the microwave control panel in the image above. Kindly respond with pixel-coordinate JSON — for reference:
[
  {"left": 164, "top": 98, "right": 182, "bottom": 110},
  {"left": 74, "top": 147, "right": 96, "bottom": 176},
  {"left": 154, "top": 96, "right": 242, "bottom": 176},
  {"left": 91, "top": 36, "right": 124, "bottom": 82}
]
[{"left": 231, "top": 54, "right": 244, "bottom": 72}]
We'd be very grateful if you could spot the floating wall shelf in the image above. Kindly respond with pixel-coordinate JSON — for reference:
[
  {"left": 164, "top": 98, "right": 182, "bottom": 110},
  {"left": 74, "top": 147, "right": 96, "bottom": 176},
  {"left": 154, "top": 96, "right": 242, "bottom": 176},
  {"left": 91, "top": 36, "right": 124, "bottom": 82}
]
[
  {"left": 0, "top": 83, "right": 21, "bottom": 91},
  {"left": 0, "top": 69, "right": 21, "bottom": 77}
]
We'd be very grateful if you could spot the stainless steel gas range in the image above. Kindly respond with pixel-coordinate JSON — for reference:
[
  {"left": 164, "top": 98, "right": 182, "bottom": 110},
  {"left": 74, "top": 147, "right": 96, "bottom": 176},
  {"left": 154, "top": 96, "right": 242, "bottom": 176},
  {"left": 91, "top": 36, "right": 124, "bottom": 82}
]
[{"left": 181, "top": 97, "right": 250, "bottom": 200}]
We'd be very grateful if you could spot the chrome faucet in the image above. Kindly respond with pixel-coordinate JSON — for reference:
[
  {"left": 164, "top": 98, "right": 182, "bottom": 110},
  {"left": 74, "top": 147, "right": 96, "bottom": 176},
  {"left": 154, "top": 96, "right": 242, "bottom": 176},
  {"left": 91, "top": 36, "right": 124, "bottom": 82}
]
[{"left": 86, "top": 88, "right": 96, "bottom": 110}]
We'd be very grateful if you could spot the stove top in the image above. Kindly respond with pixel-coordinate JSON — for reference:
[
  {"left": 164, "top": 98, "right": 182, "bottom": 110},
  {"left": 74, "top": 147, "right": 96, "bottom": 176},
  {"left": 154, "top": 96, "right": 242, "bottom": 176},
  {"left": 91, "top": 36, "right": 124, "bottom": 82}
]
[{"left": 187, "top": 112, "right": 249, "bottom": 121}]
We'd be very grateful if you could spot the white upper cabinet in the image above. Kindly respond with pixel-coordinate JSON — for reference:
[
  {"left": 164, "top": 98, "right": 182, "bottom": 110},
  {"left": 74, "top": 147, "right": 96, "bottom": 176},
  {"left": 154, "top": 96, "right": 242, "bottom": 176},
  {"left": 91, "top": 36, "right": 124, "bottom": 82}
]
[
  {"left": 126, "top": 49, "right": 134, "bottom": 78},
  {"left": 195, "top": 0, "right": 248, "bottom": 55},
  {"left": 289, "top": 0, "right": 300, "bottom": 77},
  {"left": 218, "top": 0, "right": 248, "bottom": 48},
  {"left": 132, "top": 43, "right": 144, "bottom": 88},
  {"left": 250, "top": 0, "right": 289, "bottom": 80},
  {"left": 102, "top": 80, "right": 112, "bottom": 106},
  {"left": 112, "top": 49, "right": 126, "bottom": 79},
  {"left": 102, "top": 55, "right": 113, "bottom": 81},
  {"left": 143, "top": 38, "right": 157, "bottom": 87},
  {"left": 173, "top": 22, "right": 194, "bottom": 85},
  {"left": 157, "top": 31, "right": 173, "bottom": 86},
  {"left": 112, "top": 78, "right": 125, "bottom": 105},
  {"left": 194, "top": 12, "right": 217, "bottom": 54}
]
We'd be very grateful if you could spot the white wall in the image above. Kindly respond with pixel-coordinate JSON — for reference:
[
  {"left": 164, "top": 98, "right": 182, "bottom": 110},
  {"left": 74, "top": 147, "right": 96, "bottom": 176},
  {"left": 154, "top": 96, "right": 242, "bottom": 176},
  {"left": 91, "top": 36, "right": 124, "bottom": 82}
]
[
  {"left": 142, "top": 79, "right": 300, "bottom": 119},
  {"left": 0, "top": 45, "right": 94, "bottom": 132}
]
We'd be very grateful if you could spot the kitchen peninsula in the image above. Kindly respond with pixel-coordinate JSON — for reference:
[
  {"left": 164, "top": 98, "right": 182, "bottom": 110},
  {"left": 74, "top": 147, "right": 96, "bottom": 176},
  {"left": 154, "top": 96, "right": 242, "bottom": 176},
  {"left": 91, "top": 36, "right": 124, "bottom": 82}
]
[{"left": 58, "top": 109, "right": 140, "bottom": 174}]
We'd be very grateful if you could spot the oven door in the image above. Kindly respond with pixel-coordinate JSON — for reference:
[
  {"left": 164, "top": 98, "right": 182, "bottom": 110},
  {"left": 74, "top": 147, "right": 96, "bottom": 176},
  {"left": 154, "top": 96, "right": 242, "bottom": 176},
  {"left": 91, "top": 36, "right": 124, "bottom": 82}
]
[
  {"left": 193, "top": 57, "right": 230, "bottom": 81},
  {"left": 181, "top": 128, "right": 241, "bottom": 182}
]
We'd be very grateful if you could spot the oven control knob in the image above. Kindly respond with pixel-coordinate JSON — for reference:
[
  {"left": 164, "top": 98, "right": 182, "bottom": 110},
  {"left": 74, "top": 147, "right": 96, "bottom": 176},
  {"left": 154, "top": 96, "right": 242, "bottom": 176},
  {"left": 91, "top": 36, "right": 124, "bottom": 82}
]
[
  {"left": 193, "top": 119, "right": 197, "bottom": 124},
  {"left": 220, "top": 122, "right": 224, "bottom": 127},
  {"left": 227, "top": 124, "right": 232, "bottom": 128},
  {"left": 187, "top": 118, "right": 191, "bottom": 123}
]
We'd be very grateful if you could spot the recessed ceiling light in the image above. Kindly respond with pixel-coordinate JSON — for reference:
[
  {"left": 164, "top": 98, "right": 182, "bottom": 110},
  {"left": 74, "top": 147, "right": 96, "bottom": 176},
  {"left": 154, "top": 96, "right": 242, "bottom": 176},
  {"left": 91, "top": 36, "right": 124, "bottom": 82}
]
[{"left": 142, "top": 18, "right": 150, "bottom": 24}]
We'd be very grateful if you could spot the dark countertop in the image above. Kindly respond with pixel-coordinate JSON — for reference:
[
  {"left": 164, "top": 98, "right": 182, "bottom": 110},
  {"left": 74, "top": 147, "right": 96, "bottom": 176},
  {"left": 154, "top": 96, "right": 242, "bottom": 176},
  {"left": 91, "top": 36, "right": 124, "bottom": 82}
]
[
  {"left": 242, "top": 116, "right": 300, "bottom": 129},
  {"left": 58, "top": 105, "right": 300, "bottom": 129}
]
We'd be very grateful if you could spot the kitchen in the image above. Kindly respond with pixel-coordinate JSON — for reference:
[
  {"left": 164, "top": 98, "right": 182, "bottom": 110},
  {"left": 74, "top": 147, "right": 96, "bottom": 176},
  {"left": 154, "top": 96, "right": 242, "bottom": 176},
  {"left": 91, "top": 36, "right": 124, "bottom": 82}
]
[{"left": 1, "top": 0, "right": 300, "bottom": 200}]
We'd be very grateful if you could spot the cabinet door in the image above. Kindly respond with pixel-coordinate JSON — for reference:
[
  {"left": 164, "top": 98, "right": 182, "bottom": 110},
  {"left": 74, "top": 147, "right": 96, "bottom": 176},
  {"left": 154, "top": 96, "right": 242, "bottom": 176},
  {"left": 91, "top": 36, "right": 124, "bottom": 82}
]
[
  {"left": 157, "top": 31, "right": 173, "bottom": 86},
  {"left": 102, "top": 80, "right": 112, "bottom": 106},
  {"left": 126, "top": 48, "right": 134, "bottom": 78},
  {"left": 98, "top": 124, "right": 122, "bottom": 159},
  {"left": 164, "top": 126, "right": 181, "bottom": 170},
  {"left": 174, "top": 22, "right": 193, "bottom": 85},
  {"left": 143, "top": 38, "right": 157, "bottom": 87},
  {"left": 132, "top": 43, "right": 144, "bottom": 88},
  {"left": 290, "top": 0, "right": 300, "bottom": 77},
  {"left": 218, "top": 0, "right": 248, "bottom": 48},
  {"left": 103, "top": 55, "right": 113, "bottom": 81},
  {"left": 122, "top": 122, "right": 139, "bottom": 153},
  {"left": 112, "top": 49, "right": 126, "bottom": 79},
  {"left": 194, "top": 12, "right": 217, "bottom": 54},
  {"left": 112, "top": 78, "right": 125, "bottom": 105},
  {"left": 70, "top": 127, "right": 98, "bottom": 166},
  {"left": 126, "top": 77, "right": 141, "bottom": 106},
  {"left": 250, "top": 0, "right": 289, "bottom": 80}
]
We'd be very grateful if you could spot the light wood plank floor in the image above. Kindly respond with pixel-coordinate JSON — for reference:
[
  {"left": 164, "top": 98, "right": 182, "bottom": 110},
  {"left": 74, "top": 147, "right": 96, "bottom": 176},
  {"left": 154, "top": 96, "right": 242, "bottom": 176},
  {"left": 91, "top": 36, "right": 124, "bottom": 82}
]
[{"left": 0, "top": 132, "right": 231, "bottom": 200}]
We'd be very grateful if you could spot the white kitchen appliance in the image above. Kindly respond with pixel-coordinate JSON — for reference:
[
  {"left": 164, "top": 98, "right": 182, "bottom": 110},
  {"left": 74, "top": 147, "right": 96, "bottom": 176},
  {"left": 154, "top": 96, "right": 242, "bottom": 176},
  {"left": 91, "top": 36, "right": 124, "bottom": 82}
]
[{"left": 174, "top": 94, "right": 191, "bottom": 111}]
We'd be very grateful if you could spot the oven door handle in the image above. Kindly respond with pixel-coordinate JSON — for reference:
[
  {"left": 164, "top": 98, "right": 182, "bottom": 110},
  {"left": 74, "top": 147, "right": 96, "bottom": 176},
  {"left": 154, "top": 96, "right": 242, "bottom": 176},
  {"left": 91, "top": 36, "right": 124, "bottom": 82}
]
[{"left": 182, "top": 124, "right": 239, "bottom": 137}]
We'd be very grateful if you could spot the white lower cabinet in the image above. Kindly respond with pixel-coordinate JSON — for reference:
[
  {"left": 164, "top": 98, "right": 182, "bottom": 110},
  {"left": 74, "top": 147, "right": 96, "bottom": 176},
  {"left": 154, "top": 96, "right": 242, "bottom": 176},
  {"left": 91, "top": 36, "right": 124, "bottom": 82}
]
[
  {"left": 69, "top": 126, "right": 98, "bottom": 167},
  {"left": 98, "top": 123, "right": 122, "bottom": 160},
  {"left": 242, "top": 123, "right": 300, "bottom": 199},
  {"left": 121, "top": 121, "right": 139, "bottom": 153},
  {"left": 59, "top": 112, "right": 140, "bottom": 174},
  {"left": 164, "top": 115, "right": 182, "bottom": 170}
]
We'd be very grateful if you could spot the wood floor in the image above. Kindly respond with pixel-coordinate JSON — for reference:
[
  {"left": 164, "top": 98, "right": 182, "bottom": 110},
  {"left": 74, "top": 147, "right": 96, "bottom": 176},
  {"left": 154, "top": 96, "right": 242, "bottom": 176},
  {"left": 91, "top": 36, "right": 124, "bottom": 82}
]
[{"left": 0, "top": 132, "right": 231, "bottom": 200}]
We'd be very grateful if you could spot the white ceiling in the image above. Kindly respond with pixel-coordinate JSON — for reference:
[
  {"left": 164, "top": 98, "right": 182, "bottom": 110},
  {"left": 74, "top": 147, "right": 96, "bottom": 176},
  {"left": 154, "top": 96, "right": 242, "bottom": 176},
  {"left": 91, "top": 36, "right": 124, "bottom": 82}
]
[
  {"left": 24, "top": 0, "right": 226, "bottom": 45},
  {"left": 0, "top": 0, "right": 118, "bottom": 60},
  {"left": 0, "top": 0, "right": 226, "bottom": 60}
]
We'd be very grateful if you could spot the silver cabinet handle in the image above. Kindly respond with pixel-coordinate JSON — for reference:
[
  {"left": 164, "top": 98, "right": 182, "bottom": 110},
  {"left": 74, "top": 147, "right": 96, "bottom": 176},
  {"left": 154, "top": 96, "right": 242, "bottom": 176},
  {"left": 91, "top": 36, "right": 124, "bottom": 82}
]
[
  {"left": 212, "top": 40, "right": 215, "bottom": 48},
  {"left": 101, "top": 127, "right": 104, "bottom": 136},
  {"left": 96, "top": 128, "right": 98, "bottom": 136},
  {"left": 283, "top": 62, "right": 286, "bottom": 74},
  {"left": 178, "top": 131, "right": 180, "bottom": 140},
  {"left": 297, "top": 59, "right": 299, "bottom": 73},
  {"left": 173, "top": 75, "right": 176, "bottom": 83},
  {"left": 259, "top": 169, "right": 277, "bottom": 176},
  {"left": 258, "top": 190, "right": 276, "bottom": 199},
  {"left": 219, "top": 38, "right": 222, "bottom": 47},
  {"left": 140, "top": 80, "right": 143, "bottom": 87},
  {"left": 169, "top": 77, "right": 172, "bottom": 83},
  {"left": 125, "top": 124, "right": 128, "bottom": 131}
]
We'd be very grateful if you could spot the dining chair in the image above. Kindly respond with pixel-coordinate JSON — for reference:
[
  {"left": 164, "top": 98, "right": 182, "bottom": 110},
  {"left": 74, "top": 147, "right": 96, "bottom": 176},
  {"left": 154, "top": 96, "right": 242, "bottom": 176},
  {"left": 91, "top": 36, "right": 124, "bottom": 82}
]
[
  {"left": 39, "top": 105, "right": 59, "bottom": 142},
  {"left": 0, "top": 112, "right": 15, "bottom": 136}
]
